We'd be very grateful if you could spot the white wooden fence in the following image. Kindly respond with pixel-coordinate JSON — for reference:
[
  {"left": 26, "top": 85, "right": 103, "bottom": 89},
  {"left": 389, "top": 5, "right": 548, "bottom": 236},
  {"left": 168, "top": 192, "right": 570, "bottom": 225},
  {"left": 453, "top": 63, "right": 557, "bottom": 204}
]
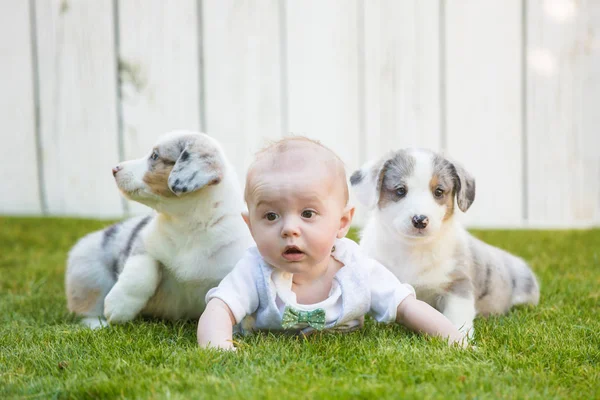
[{"left": 1, "top": 0, "right": 599, "bottom": 228}]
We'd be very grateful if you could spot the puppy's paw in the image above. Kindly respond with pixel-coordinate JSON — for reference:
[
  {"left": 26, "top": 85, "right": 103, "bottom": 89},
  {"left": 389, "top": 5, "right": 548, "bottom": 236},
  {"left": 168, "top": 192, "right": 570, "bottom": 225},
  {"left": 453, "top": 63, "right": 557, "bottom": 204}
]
[
  {"left": 81, "top": 317, "right": 108, "bottom": 329},
  {"left": 103, "top": 288, "right": 144, "bottom": 324}
]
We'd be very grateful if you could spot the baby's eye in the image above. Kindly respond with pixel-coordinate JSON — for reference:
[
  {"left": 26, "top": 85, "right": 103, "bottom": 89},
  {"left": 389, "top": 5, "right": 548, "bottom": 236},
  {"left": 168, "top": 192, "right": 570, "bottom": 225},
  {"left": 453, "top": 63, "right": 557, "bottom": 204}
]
[
  {"left": 301, "top": 210, "right": 316, "bottom": 219},
  {"left": 265, "top": 212, "right": 279, "bottom": 221}
]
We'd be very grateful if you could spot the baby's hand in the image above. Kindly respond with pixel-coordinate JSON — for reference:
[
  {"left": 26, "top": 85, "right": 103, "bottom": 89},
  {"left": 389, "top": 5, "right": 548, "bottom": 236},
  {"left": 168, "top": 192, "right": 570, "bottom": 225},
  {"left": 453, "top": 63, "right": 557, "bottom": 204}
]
[
  {"left": 203, "top": 340, "right": 237, "bottom": 351},
  {"left": 197, "top": 299, "right": 237, "bottom": 351},
  {"left": 448, "top": 333, "right": 476, "bottom": 350}
]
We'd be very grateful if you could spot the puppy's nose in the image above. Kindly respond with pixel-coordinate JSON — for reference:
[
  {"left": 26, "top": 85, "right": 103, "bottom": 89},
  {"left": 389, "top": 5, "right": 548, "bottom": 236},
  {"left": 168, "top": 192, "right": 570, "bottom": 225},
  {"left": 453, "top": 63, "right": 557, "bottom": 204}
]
[
  {"left": 412, "top": 215, "right": 429, "bottom": 229},
  {"left": 112, "top": 165, "right": 121, "bottom": 177}
]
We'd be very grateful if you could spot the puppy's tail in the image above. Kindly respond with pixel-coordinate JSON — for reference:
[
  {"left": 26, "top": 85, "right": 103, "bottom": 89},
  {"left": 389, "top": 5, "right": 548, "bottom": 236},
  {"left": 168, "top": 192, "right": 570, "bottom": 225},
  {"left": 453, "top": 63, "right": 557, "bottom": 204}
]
[{"left": 508, "top": 257, "right": 540, "bottom": 307}]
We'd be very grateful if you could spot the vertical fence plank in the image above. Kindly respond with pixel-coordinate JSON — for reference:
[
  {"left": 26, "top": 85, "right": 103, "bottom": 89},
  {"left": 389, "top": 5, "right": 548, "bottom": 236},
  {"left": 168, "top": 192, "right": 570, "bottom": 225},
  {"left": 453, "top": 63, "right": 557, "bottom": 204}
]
[
  {"left": 35, "top": 0, "right": 122, "bottom": 217},
  {"left": 203, "top": 0, "right": 283, "bottom": 187},
  {"left": 0, "top": 2, "right": 41, "bottom": 214},
  {"left": 445, "top": 0, "right": 524, "bottom": 227},
  {"left": 286, "top": 0, "right": 364, "bottom": 224},
  {"left": 119, "top": 0, "right": 202, "bottom": 215},
  {"left": 286, "top": 0, "right": 361, "bottom": 171},
  {"left": 363, "top": 0, "right": 441, "bottom": 160},
  {"left": 586, "top": 2, "right": 600, "bottom": 227},
  {"left": 527, "top": 0, "right": 600, "bottom": 227}
]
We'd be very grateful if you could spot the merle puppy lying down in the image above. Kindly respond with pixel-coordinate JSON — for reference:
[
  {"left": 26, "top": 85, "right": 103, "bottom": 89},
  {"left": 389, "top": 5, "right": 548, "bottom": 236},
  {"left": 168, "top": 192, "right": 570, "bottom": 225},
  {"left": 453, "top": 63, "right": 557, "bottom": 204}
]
[
  {"left": 351, "top": 148, "right": 539, "bottom": 339},
  {"left": 66, "top": 131, "right": 253, "bottom": 328}
]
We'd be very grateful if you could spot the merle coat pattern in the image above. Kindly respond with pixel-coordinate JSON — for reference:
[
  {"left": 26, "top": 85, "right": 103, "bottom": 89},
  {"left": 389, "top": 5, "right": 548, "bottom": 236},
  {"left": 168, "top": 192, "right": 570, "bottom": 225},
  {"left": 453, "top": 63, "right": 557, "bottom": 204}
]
[
  {"left": 350, "top": 148, "right": 539, "bottom": 340},
  {"left": 66, "top": 131, "right": 254, "bottom": 328}
]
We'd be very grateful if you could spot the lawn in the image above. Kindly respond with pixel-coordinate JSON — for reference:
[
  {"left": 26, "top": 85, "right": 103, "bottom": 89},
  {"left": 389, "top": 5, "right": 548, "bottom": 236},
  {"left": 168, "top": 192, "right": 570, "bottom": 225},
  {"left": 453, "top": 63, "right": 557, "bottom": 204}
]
[{"left": 1, "top": 216, "right": 599, "bottom": 399}]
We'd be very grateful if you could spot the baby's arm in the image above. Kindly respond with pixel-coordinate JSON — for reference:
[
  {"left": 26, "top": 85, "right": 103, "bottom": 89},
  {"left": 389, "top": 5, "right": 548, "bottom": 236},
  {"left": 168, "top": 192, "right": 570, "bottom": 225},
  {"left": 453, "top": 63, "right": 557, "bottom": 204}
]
[
  {"left": 197, "top": 298, "right": 236, "bottom": 350},
  {"left": 197, "top": 253, "right": 260, "bottom": 350},
  {"left": 362, "top": 247, "right": 464, "bottom": 345},
  {"left": 396, "top": 295, "right": 465, "bottom": 346}
]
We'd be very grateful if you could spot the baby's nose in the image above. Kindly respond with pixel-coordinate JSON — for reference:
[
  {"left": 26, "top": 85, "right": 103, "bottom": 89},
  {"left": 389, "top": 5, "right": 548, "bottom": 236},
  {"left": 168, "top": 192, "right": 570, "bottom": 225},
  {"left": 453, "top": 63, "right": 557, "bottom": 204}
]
[{"left": 281, "top": 218, "right": 301, "bottom": 237}]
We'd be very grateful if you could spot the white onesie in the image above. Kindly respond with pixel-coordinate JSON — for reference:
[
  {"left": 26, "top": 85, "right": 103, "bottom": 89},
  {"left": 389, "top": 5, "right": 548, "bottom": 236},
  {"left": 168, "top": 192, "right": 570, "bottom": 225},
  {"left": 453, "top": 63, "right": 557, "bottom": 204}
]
[{"left": 206, "top": 237, "right": 415, "bottom": 335}]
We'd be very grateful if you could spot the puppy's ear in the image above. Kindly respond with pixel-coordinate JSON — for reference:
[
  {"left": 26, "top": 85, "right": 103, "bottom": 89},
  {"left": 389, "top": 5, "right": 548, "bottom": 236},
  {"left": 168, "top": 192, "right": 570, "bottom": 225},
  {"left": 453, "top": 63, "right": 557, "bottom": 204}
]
[
  {"left": 168, "top": 140, "right": 223, "bottom": 196},
  {"left": 451, "top": 161, "right": 476, "bottom": 212},
  {"left": 349, "top": 158, "right": 388, "bottom": 209}
]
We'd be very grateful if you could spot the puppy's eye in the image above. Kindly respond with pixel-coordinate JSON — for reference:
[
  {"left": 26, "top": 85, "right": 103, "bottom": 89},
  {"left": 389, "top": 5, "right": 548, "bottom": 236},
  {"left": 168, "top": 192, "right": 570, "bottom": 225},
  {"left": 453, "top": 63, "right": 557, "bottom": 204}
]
[
  {"left": 265, "top": 212, "right": 279, "bottom": 221},
  {"left": 150, "top": 151, "right": 159, "bottom": 161},
  {"left": 396, "top": 186, "right": 407, "bottom": 198},
  {"left": 301, "top": 210, "right": 316, "bottom": 219},
  {"left": 434, "top": 188, "right": 444, "bottom": 198}
]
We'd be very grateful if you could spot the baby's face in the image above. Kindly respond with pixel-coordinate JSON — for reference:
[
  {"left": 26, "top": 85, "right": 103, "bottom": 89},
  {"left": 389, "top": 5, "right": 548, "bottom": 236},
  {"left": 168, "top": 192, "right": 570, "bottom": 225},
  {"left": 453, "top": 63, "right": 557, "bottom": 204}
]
[{"left": 244, "top": 161, "right": 351, "bottom": 276}]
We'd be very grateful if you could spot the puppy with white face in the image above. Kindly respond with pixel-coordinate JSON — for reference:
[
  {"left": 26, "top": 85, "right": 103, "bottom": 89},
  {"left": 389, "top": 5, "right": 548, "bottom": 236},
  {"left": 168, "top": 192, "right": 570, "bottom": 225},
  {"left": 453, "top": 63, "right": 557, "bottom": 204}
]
[
  {"left": 351, "top": 148, "right": 540, "bottom": 340},
  {"left": 65, "top": 130, "right": 254, "bottom": 328}
]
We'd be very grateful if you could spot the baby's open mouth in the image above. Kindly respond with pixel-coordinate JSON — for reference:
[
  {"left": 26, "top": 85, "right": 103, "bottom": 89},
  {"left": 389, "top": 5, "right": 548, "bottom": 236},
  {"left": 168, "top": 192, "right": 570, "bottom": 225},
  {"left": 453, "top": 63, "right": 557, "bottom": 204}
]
[
  {"left": 282, "top": 246, "right": 305, "bottom": 261},
  {"left": 284, "top": 246, "right": 303, "bottom": 255}
]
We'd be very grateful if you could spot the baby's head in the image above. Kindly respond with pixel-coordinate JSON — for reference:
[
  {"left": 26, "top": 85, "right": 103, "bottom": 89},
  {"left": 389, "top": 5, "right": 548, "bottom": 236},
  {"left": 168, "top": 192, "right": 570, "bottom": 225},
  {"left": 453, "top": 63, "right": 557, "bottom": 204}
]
[{"left": 242, "top": 137, "right": 354, "bottom": 274}]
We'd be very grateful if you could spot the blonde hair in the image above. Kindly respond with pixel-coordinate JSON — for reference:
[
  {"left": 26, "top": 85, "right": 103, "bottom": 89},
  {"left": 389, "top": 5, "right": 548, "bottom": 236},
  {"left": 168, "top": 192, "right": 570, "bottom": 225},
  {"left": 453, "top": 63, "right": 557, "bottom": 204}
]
[{"left": 244, "top": 136, "right": 349, "bottom": 204}]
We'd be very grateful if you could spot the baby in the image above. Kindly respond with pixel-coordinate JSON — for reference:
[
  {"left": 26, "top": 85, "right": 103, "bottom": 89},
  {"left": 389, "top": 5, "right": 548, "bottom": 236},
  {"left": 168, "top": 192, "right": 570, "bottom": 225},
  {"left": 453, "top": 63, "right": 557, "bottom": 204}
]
[{"left": 197, "top": 137, "right": 465, "bottom": 350}]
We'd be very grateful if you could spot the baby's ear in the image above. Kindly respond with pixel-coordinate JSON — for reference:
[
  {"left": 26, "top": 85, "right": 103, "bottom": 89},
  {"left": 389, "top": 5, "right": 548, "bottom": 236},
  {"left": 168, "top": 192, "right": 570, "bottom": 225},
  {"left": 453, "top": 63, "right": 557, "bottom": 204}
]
[
  {"left": 241, "top": 212, "right": 250, "bottom": 229},
  {"left": 337, "top": 206, "right": 355, "bottom": 238}
]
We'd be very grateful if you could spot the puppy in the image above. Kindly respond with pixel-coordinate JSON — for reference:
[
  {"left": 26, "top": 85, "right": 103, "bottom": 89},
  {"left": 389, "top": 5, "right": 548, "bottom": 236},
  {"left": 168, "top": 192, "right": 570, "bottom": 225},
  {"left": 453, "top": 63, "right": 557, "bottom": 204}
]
[
  {"left": 350, "top": 148, "right": 539, "bottom": 339},
  {"left": 65, "top": 130, "right": 254, "bottom": 328}
]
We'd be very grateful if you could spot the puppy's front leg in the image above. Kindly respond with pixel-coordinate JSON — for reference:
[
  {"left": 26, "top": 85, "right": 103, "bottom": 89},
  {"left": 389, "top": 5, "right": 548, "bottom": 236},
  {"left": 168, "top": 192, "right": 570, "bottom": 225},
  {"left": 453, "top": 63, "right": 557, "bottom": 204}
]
[
  {"left": 104, "top": 255, "right": 161, "bottom": 324},
  {"left": 438, "top": 275, "right": 476, "bottom": 341}
]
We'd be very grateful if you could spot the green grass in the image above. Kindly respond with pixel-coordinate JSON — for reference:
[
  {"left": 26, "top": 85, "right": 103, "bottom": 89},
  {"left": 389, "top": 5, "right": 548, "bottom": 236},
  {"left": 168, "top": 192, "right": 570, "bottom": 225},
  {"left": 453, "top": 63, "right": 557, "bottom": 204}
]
[{"left": 1, "top": 217, "right": 599, "bottom": 399}]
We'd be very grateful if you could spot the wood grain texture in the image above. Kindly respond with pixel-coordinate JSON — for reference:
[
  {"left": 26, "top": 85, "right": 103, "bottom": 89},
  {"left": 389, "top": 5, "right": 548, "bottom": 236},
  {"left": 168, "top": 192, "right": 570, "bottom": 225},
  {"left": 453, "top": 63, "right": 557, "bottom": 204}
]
[
  {"left": 35, "top": 0, "right": 122, "bottom": 217},
  {"left": 0, "top": 1, "right": 41, "bottom": 214},
  {"left": 527, "top": 0, "right": 600, "bottom": 227},
  {"left": 203, "top": 0, "right": 283, "bottom": 188},
  {"left": 286, "top": 0, "right": 361, "bottom": 172},
  {"left": 0, "top": 0, "right": 597, "bottom": 227},
  {"left": 119, "top": 0, "right": 202, "bottom": 215},
  {"left": 445, "top": 0, "right": 524, "bottom": 227},
  {"left": 363, "top": 0, "right": 442, "bottom": 159}
]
